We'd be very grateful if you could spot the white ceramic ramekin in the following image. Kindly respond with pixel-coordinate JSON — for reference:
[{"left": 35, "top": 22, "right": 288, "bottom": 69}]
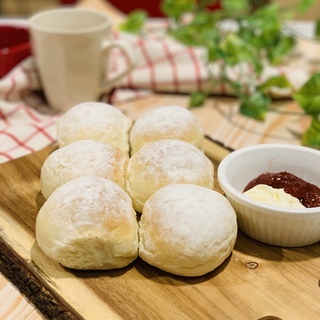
[{"left": 217, "top": 144, "right": 320, "bottom": 247}]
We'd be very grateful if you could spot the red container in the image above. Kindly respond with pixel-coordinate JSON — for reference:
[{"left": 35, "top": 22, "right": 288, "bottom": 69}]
[{"left": 0, "top": 25, "right": 32, "bottom": 79}]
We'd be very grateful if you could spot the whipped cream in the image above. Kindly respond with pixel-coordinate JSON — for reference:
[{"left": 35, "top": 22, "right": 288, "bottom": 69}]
[{"left": 243, "top": 184, "right": 304, "bottom": 208}]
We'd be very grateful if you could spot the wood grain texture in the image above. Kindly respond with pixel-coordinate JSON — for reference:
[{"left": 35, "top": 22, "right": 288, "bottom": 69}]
[{"left": 0, "top": 139, "right": 319, "bottom": 320}]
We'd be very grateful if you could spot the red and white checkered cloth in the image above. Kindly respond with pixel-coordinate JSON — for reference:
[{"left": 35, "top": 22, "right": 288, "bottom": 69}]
[{"left": 0, "top": 28, "right": 311, "bottom": 163}]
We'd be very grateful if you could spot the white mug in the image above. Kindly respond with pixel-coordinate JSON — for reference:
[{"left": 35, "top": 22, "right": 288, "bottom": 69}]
[{"left": 29, "top": 8, "right": 135, "bottom": 112}]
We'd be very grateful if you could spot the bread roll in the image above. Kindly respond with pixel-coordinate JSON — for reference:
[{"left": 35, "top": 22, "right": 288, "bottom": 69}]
[
  {"left": 139, "top": 184, "right": 237, "bottom": 277},
  {"left": 125, "top": 139, "right": 214, "bottom": 213},
  {"left": 40, "top": 140, "right": 128, "bottom": 199},
  {"left": 56, "top": 102, "right": 132, "bottom": 154},
  {"left": 36, "top": 176, "right": 139, "bottom": 270},
  {"left": 129, "top": 106, "right": 204, "bottom": 155}
]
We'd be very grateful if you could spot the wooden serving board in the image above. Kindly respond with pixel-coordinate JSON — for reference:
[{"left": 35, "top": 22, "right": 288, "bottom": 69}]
[{"left": 0, "top": 137, "right": 320, "bottom": 320}]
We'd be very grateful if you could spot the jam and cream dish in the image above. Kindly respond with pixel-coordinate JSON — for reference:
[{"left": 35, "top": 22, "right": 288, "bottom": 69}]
[
  {"left": 218, "top": 143, "right": 320, "bottom": 247},
  {"left": 243, "top": 171, "right": 320, "bottom": 208}
]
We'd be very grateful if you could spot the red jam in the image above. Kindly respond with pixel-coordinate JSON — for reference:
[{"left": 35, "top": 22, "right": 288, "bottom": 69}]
[{"left": 244, "top": 171, "right": 320, "bottom": 208}]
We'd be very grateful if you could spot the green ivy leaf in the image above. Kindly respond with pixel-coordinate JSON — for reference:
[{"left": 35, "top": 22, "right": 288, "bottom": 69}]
[
  {"left": 296, "top": 0, "right": 317, "bottom": 13},
  {"left": 189, "top": 91, "right": 208, "bottom": 107},
  {"left": 258, "top": 75, "right": 292, "bottom": 91},
  {"left": 161, "top": 0, "right": 195, "bottom": 20},
  {"left": 207, "top": 43, "right": 221, "bottom": 62},
  {"left": 190, "top": 10, "right": 218, "bottom": 28},
  {"left": 267, "top": 35, "right": 295, "bottom": 65},
  {"left": 302, "top": 117, "right": 320, "bottom": 149},
  {"left": 258, "top": 22, "right": 281, "bottom": 47},
  {"left": 247, "top": 3, "right": 280, "bottom": 24},
  {"left": 238, "top": 22, "right": 278, "bottom": 52},
  {"left": 119, "top": 10, "right": 148, "bottom": 33},
  {"left": 169, "top": 27, "right": 200, "bottom": 46},
  {"left": 240, "top": 4, "right": 282, "bottom": 50},
  {"left": 239, "top": 91, "right": 271, "bottom": 121},
  {"left": 169, "top": 12, "right": 220, "bottom": 48},
  {"left": 293, "top": 95, "right": 320, "bottom": 117},
  {"left": 293, "top": 72, "right": 320, "bottom": 116},
  {"left": 221, "top": 0, "right": 250, "bottom": 13},
  {"left": 220, "top": 34, "right": 253, "bottom": 66},
  {"left": 252, "top": 56, "right": 264, "bottom": 75}
]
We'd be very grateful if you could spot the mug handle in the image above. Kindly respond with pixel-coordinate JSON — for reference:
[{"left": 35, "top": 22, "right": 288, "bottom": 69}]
[{"left": 100, "top": 39, "right": 136, "bottom": 92}]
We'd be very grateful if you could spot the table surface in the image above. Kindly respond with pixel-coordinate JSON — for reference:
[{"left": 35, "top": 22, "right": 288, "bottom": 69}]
[{"left": 0, "top": 93, "right": 320, "bottom": 320}]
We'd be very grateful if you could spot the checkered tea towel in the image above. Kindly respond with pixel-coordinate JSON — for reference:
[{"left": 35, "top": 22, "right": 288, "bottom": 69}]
[{"left": 0, "top": 29, "right": 312, "bottom": 163}]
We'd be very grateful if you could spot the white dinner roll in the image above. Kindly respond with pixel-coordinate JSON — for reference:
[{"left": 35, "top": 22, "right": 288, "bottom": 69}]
[
  {"left": 126, "top": 139, "right": 214, "bottom": 213},
  {"left": 56, "top": 102, "right": 132, "bottom": 154},
  {"left": 40, "top": 140, "right": 128, "bottom": 199},
  {"left": 139, "top": 184, "right": 237, "bottom": 277},
  {"left": 36, "top": 176, "right": 139, "bottom": 270},
  {"left": 129, "top": 106, "right": 204, "bottom": 155}
]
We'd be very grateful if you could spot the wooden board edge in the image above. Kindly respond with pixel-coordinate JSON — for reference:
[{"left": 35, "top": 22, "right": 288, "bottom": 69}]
[{"left": 0, "top": 239, "right": 83, "bottom": 320}]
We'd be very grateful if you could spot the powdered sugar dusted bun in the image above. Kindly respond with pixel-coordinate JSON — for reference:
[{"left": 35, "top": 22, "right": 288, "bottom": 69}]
[
  {"left": 36, "top": 176, "right": 139, "bottom": 270},
  {"left": 40, "top": 140, "right": 128, "bottom": 199},
  {"left": 139, "top": 184, "right": 237, "bottom": 277},
  {"left": 126, "top": 139, "right": 214, "bottom": 213},
  {"left": 56, "top": 102, "right": 132, "bottom": 154},
  {"left": 129, "top": 106, "right": 204, "bottom": 155}
]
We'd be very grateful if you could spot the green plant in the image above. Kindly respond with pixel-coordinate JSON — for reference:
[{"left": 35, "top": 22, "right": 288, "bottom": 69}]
[{"left": 121, "top": 0, "right": 320, "bottom": 148}]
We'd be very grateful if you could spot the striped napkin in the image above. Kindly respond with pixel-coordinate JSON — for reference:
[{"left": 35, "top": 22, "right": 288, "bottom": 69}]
[{"left": 0, "top": 29, "right": 312, "bottom": 163}]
